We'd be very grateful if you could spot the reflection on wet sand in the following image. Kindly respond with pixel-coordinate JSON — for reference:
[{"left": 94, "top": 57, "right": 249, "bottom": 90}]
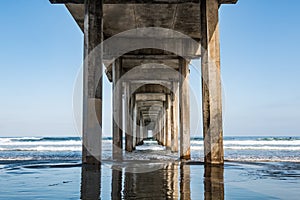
[
  {"left": 81, "top": 163, "right": 101, "bottom": 200},
  {"left": 180, "top": 164, "right": 191, "bottom": 200},
  {"left": 81, "top": 162, "right": 224, "bottom": 199},
  {"left": 111, "top": 169, "right": 122, "bottom": 200},
  {"left": 204, "top": 164, "right": 224, "bottom": 200}
]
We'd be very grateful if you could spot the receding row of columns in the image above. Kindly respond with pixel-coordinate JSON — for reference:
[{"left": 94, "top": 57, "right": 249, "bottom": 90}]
[
  {"left": 82, "top": 0, "right": 224, "bottom": 165},
  {"left": 110, "top": 57, "right": 191, "bottom": 159}
]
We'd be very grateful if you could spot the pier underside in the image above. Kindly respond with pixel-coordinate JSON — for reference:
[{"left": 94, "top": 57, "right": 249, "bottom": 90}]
[{"left": 50, "top": 0, "right": 238, "bottom": 164}]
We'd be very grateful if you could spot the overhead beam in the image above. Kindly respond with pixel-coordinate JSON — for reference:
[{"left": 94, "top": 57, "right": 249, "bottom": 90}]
[
  {"left": 139, "top": 106, "right": 162, "bottom": 111},
  {"left": 140, "top": 111, "right": 160, "bottom": 115},
  {"left": 121, "top": 55, "right": 180, "bottom": 60},
  {"left": 121, "top": 67, "right": 179, "bottom": 82},
  {"left": 137, "top": 101, "right": 163, "bottom": 107},
  {"left": 219, "top": 0, "right": 238, "bottom": 4},
  {"left": 50, "top": 0, "right": 238, "bottom": 4},
  {"left": 136, "top": 93, "right": 166, "bottom": 102},
  {"left": 51, "top": 0, "right": 197, "bottom": 4}
]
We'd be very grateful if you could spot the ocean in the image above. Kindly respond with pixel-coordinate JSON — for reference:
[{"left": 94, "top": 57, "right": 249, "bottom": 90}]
[
  {"left": 0, "top": 136, "right": 299, "bottom": 199},
  {"left": 0, "top": 136, "right": 299, "bottom": 162}
]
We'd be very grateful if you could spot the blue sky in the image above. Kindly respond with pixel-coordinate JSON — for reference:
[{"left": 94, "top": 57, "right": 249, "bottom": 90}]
[{"left": 0, "top": 0, "right": 299, "bottom": 137}]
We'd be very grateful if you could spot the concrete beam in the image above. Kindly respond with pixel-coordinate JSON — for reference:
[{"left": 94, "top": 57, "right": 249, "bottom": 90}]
[
  {"left": 137, "top": 101, "right": 163, "bottom": 107},
  {"left": 139, "top": 106, "right": 162, "bottom": 111},
  {"left": 51, "top": 0, "right": 196, "bottom": 4},
  {"left": 219, "top": 0, "right": 238, "bottom": 4},
  {"left": 51, "top": 0, "right": 238, "bottom": 4},
  {"left": 121, "top": 54, "right": 180, "bottom": 60},
  {"left": 120, "top": 64, "right": 180, "bottom": 82},
  {"left": 102, "top": 37, "right": 200, "bottom": 60},
  {"left": 135, "top": 93, "right": 166, "bottom": 102},
  {"left": 141, "top": 111, "right": 160, "bottom": 115},
  {"left": 142, "top": 113, "right": 159, "bottom": 117}
]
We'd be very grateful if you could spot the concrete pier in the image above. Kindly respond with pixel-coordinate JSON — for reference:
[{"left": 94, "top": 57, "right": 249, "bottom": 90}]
[
  {"left": 179, "top": 58, "right": 190, "bottom": 159},
  {"left": 201, "top": 0, "right": 224, "bottom": 164},
  {"left": 82, "top": 0, "right": 103, "bottom": 164},
  {"left": 50, "top": 0, "right": 238, "bottom": 164},
  {"left": 112, "top": 58, "right": 122, "bottom": 160}
]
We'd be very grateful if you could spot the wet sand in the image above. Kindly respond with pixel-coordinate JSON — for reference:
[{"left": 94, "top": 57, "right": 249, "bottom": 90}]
[{"left": 0, "top": 160, "right": 299, "bottom": 199}]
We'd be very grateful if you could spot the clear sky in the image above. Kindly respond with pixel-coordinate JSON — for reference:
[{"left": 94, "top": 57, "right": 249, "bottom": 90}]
[{"left": 0, "top": 0, "right": 299, "bottom": 137}]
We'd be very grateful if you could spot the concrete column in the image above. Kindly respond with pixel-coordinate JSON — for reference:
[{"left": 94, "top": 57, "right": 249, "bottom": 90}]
[
  {"left": 166, "top": 94, "right": 172, "bottom": 149},
  {"left": 201, "top": 0, "right": 224, "bottom": 164},
  {"left": 124, "top": 82, "right": 133, "bottom": 152},
  {"left": 143, "top": 120, "right": 147, "bottom": 139},
  {"left": 139, "top": 118, "right": 144, "bottom": 145},
  {"left": 112, "top": 58, "right": 122, "bottom": 160},
  {"left": 82, "top": 0, "right": 103, "bottom": 164},
  {"left": 161, "top": 111, "right": 164, "bottom": 146},
  {"left": 157, "top": 116, "right": 161, "bottom": 144},
  {"left": 179, "top": 58, "right": 190, "bottom": 159},
  {"left": 136, "top": 117, "right": 141, "bottom": 145},
  {"left": 132, "top": 100, "right": 137, "bottom": 150},
  {"left": 162, "top": 103, "right": 166, "bottom": 146},
  {"left": 171, "top": 82, "right": 179, "bottom": 152},
  {"left": 159, "top": 114, "right": 163, "bottom": 145}
]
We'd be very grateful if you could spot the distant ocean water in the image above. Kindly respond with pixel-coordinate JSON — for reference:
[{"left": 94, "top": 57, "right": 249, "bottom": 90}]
[{"left": 0, "top": 136, "right": 299, "bottom": 162}]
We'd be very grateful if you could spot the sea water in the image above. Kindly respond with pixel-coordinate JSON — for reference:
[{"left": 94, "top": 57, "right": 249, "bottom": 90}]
[
  {"left": 0, "top": 136, "right": 299, "bottom": 162},
  {"left": 0, "top": 136, "right": 299, "bottom": 199},
  {"left": 0, "top": 137, "right": 300, "bottom": 162}
]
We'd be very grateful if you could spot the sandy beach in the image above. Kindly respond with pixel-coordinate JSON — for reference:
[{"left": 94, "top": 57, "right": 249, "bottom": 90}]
[{"left": 0, "top": 159, "right": 299, "bottom": 199}]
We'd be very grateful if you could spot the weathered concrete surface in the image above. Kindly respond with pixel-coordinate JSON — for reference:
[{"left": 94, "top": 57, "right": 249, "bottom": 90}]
[
  {"left": 201, "top": 0, "right": 224, "bottom": 164},
  {"left": 51, "top": 0, "right": 238, "bottom": 4},
  {"left": 136, "top": 93, "right": 166, "bottom": 101},
  {"left": 112, "top": 58, "right": 122, "bottom": 160},
  {"left": 124, "top": 82, "right": 133, "bottom": 152},
  {"left": 179, "top": 58, "right": 190, "bottom": 159},
  {"left": 166, "top": 94, "right": 172, "bottom": 148},
  {"left": 60, "top": 2, "right": 201, "bottom": 39},
  {"left": 82, "top": 0, "right": 103, "bottom": 164},
  {"left": 171, "top": 82, "right": 179, "bottom": 152},
  {"left": 50, "top": 0, "right": 239, "bottom": 163}
]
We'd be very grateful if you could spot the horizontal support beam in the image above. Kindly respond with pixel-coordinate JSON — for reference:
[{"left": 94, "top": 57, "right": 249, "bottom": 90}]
[
  {"left": 51, "top": 0, "right": 198, "bottom": 4},
  {"left": 50, "top": 0, "right": 238, "bottom": 4},
  {"left": 141, "top": 110, "right": 160, "bottom": 115},
  {"left": 121, "top": 66, "right": 180, "bottom": 82},
  {"left": 139, "top": 106, "right": 162, "bottom": 111},
  {"left": 137, "top": 101, "right": 163, "bottom": 108},
  {"left": 219, "top": 0, "right": 238, "bottom": 4},
  {"left": 136, "top": 93, "right": 166, "bottom": 102},
  {"left": 103, "top": 37, "right": 200, "bottom": 60},
  {"left": 122, "top": 54, "right": 180, "bottom": 60}
]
